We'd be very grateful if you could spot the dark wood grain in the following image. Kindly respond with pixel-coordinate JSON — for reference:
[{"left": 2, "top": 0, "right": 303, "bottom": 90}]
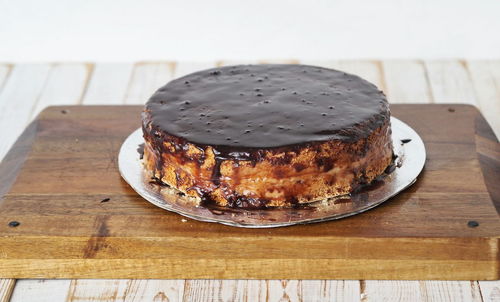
[
  {"left": 0, "top": 120, "right": 38, "bottom": 200},
  {"left": 0, "top": 104, "right": 498, "bottom": 280},
  {"left": 475, "top": 111, "right": 500, "bottom": 213}
]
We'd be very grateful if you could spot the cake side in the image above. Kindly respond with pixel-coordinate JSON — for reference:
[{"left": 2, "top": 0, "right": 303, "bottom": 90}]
[{"left": 142, "top": 113, "right": 393, "bottom": 208}]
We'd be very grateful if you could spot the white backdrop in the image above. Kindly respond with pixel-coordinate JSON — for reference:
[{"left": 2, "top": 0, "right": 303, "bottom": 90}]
[{"left": 0, "top": 0, "right": 499, "bottom": 62}]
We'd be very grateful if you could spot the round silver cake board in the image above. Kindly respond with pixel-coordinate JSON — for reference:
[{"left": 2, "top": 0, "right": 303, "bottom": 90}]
[{"left": 118, "top": 117, "right": 426, "bottom": 228}]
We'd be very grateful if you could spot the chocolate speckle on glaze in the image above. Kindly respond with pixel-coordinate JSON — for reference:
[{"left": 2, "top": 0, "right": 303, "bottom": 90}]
[{"left": 144, "top": 64, "right": 389, "bottom": 154}]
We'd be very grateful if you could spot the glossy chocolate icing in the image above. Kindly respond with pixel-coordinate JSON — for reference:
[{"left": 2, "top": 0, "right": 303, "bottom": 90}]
[{"left": 145, "top": 64, "right": 389, "bottom": 152}]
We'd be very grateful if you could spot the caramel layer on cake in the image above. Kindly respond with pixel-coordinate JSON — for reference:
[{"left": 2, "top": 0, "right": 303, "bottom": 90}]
[{"left": 142, "top": 64, "right": 393, "bottom": 208}]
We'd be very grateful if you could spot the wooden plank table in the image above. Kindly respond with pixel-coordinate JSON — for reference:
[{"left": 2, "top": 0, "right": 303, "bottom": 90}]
[{"left": 0, "top": 60, "right": 498, "bottom": 301}]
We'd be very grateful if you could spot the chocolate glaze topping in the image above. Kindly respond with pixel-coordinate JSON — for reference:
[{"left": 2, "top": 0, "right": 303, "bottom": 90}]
[{"left": 145, "top": 64, "right": 389, "bottom": 152}]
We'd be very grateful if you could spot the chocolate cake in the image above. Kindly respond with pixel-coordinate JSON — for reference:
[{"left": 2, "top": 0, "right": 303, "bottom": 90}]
[{"left": 142, "top": 64, "right": 393, "bottom": 208}]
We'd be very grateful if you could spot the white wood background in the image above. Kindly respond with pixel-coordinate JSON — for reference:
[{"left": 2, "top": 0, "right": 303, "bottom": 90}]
[{"left": 0, "top": 60, "right": 498, "bottom": 302}]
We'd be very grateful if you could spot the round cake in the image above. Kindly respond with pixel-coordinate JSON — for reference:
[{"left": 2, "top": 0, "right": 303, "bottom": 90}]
[{"left": 142, "top": 64, "right": 393, "bottom": 208}]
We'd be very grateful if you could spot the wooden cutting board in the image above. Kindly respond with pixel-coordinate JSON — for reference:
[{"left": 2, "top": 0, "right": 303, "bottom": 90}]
[{"left": 0, "top": 104, "right": 498, "bottom": 280}]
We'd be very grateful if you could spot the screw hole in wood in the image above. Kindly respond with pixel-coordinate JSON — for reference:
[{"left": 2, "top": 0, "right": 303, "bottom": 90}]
[
  {"left": 8, "top": 221, "right": 20, "bottom": 227},
  {"left": 467, "top": 220, "right": 479, "bottom": 228}
]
